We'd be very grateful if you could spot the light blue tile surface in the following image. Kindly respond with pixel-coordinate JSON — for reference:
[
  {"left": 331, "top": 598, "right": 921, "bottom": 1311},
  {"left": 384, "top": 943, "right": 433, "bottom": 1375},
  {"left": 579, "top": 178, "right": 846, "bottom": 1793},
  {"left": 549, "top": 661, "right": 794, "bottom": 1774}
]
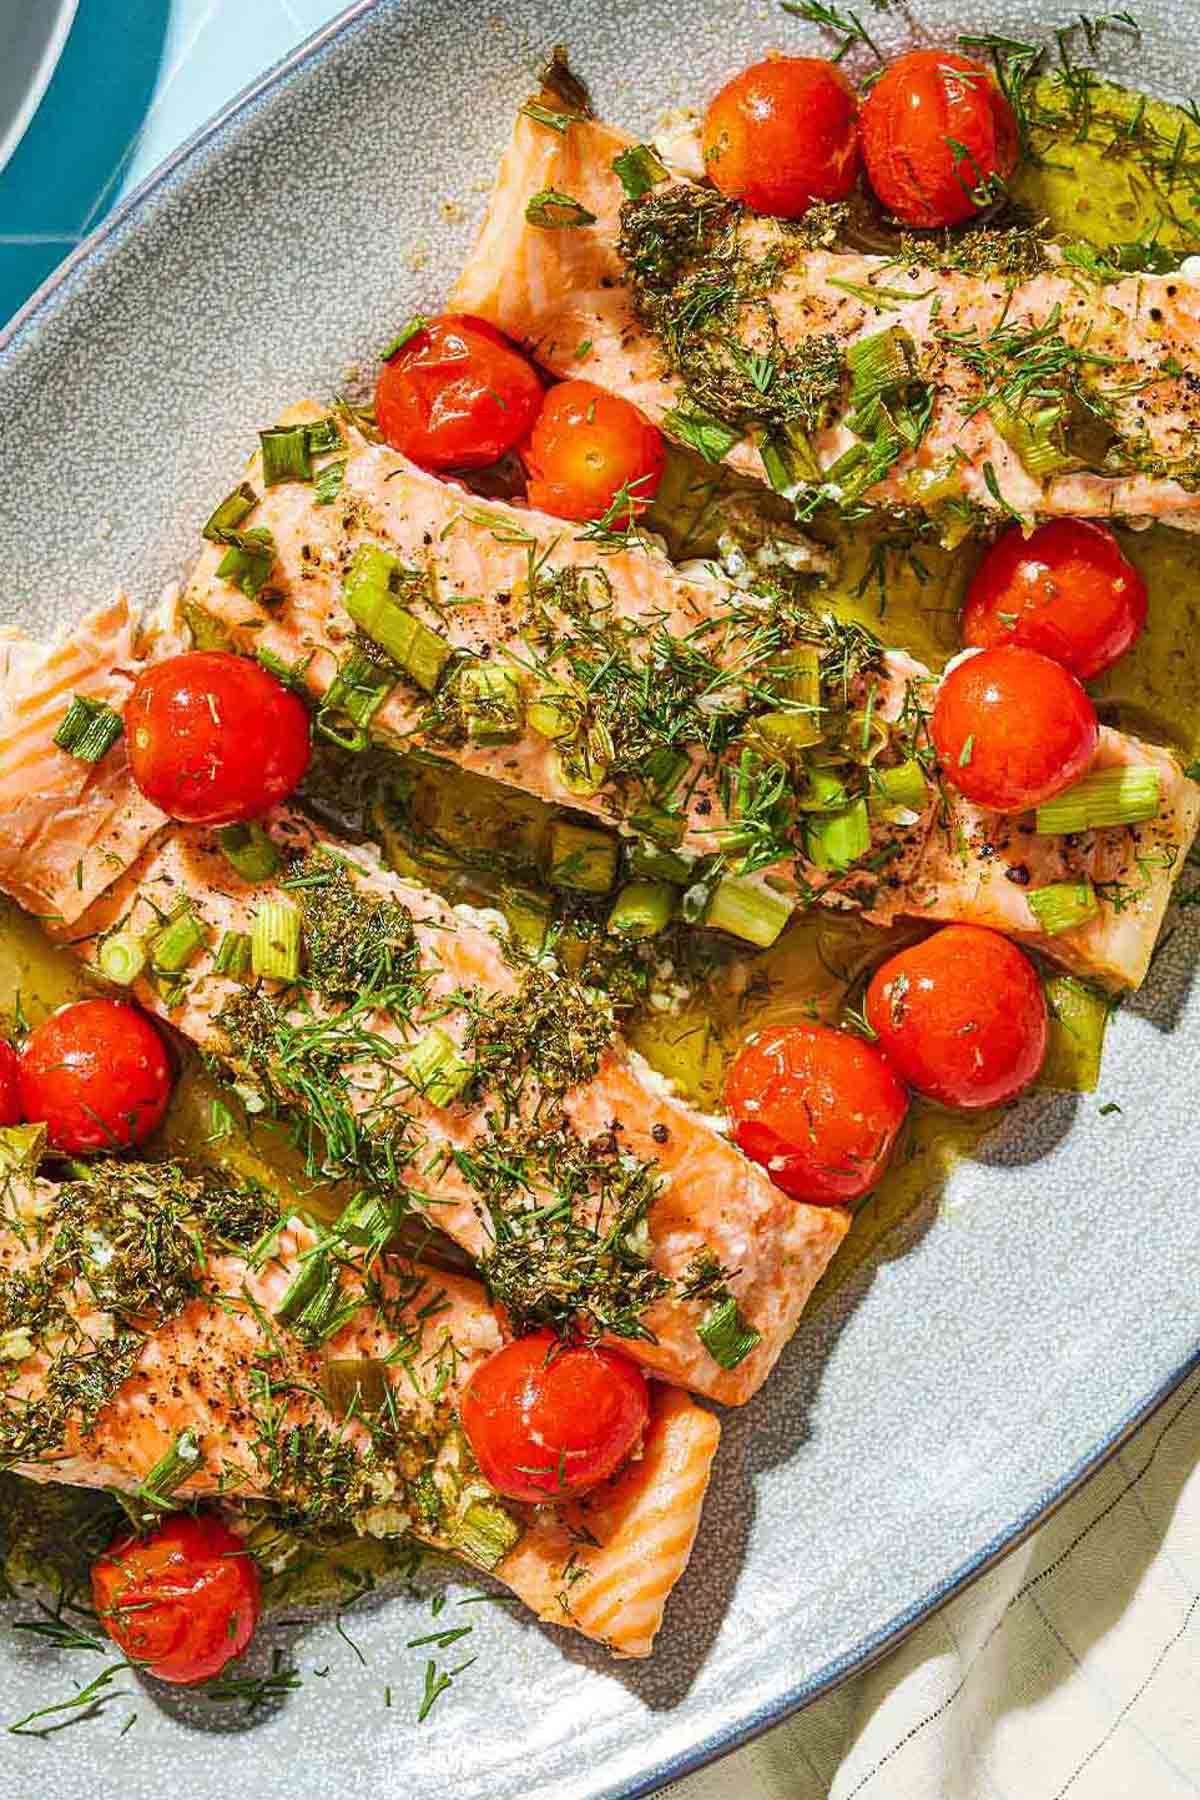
[{"left": 0, "top": 0, "right": 348, "bottom": 328}]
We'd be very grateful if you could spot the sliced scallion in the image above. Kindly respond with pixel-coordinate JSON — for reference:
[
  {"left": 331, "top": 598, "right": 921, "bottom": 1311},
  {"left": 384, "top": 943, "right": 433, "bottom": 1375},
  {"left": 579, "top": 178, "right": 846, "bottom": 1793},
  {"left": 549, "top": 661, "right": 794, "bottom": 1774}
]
[
  {"left": 524, "top": 188, "right": 597, "bottom": 229},
  {"left": 315, "top": 649, "right": 394, "bottom": 752},
  {"left": 0, "top": 1122, "right": 47, "bottom": 1177},
  {"left": 1026, "top": 878, "right": 1101, "bottom": 935},
  {"left": 201, "top": 481, "right": 258, "bottom": 542},
  {"left": 697, "top": 1296, "right": 762, "bottom": 1370},
  {"left": 304, "top": 416, "right": 343, "bottom": 456},
  {"left": 136, "top": 1428, "right": 201, "bottom": 1515},
  {"left": 402, "top": 1027, "right": 473, "bottom": 1107},
  {"left": 218, "top": 820, "right": 282, "bottom": 882},
  {"left": 380, "top": 316, "right": 428, "bottom": 361},
  {"left": 625, "top": 836, "right": 692, "bottom": 884},
  {"left": 215, "top": 526, "right": 277, "bottom": 601},
  {"left": 704, "top": 876, "right": 793, "bottom": 948},
  {"left": 259, "top": 425, "right": 313, "bottom": 487},
  {"left": 455, "top": 660, "right": 524, "bottom": 745},
  {"left": 501, "top": 884, "right": 553, "bottom": 952},
  {"left": 313, "top": 458, "right": 347, "bottom": 506},
  {"left": 342, "top": 547, "right": 453, "bottom": 693},
  {"left": 321, "top": 1355, "right": 389, "bottom": 1417},
  {"left": 527, "top": 683, "right": 580, "bottom": 742},
  {"left": 797, "top": 768, "right": 849, "bottom": 813},
  {"left": 1034, "top": 765, "right": 1161, "bottom": 836},
  {"left": 611, "top": 142, "right": 669, "bottom": 200},
  {"left": 847, "top": 326, "right": 914, "bottom": 408},
  {"left": 554, "top": 727, "right": 612, "bottom": 798},
  {"left": 149, "top": 903, "right": 206, "bottom": 973},
  {"left": 608, "top": 880, "right": 675, "bottom": 939},
  {"left": 453, "top": 1498, "right": 522, "bottom": 1571},
  {"left": 760, "top": 423, "right": 822, "bottom": 497},
  {"left": 871, "top": 758, "right": 929, "bottom": 817},
  {"left": 627, "top": 803, "right": 686, "bottom": 851},
  {"left": 806, "top": 799, "right": 871, "bottom": 872},
  {"left": 251, "top": 898, "right": 302, "bottom": 980},
  {"left": 988, "top": 397, "right": 1080, "bottom": 480},
  {"left": 1040, "top": 974, "right": 1112, "bottom": 1092},
  {"left": 214, "top": 929, "right": 252, "bottom": 979},
  {"left": 546, "top": 819, "right": 619, "bottom": 893},
  {"left": 98, "top": 931, "right": 147, "bottom": 987},
  {"left": 53, "top": 694, "right": 124, "bottom": 764},
  {"left": 662, "top": 403, "right": 741, "bottom": 464}
]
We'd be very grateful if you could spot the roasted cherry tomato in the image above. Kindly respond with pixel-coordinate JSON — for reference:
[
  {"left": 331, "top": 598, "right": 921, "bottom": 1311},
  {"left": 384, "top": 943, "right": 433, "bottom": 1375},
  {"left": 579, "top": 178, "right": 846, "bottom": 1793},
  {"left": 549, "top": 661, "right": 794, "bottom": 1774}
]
[
  {"left": 18, "top": 999, "right": 173, "bottom": 1154},
  {"left": 374, "top": 313, "right": 543, "bottom": 472},
  {"left": 92, "top": 1512, "right": 259, "bottom": 1685},
  {"left": 126, "top": 651, "right": 310, "bottom": 826},
  {"left": 461, "top": 1329, "right": 650, "bottom": 1504},
  {"left": 866, "top": 925, "right": 1047, "bottom": 1109},
  {"left": 701, "top": 56, "right": 860, "bottom": 218},
  {"left": 860, "top": 50, "right": 1019, "bottom": 227},
  {"left": 724, "top": 1021, "right": 908, "bottom": 1205},
  {"left": 961, "top": 519, "right": 1148, "bottom": 680},
  {"left": 931, "top": 646, "right": 1099, "bottom": 813},
  {"left": 523, "top": 379, "right": 666, "bottom": 523},
  {"left": 0, "top": 1041, "right": 20, "bottom": 1129}
]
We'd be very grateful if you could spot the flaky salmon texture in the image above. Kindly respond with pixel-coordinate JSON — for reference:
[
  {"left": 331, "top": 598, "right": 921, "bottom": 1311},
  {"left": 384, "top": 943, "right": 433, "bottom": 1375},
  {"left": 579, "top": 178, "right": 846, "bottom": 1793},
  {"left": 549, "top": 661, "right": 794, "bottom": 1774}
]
[
  {"left": 180, "top": 415, "right": 1198, "bottom": 991},
  {"left": 451, "top": 109, "right": 1200, "bottom": 530},
  {"left": 0, "top": 1154, "right": 718, "bottom": 1657}
]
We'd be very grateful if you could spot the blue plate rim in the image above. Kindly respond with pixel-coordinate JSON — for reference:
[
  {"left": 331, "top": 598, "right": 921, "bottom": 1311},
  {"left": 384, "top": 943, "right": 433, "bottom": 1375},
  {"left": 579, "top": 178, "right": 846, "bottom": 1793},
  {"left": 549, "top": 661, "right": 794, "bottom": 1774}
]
[{"left": 1, "top": 4, "right": 1197, "bottom": 1793}]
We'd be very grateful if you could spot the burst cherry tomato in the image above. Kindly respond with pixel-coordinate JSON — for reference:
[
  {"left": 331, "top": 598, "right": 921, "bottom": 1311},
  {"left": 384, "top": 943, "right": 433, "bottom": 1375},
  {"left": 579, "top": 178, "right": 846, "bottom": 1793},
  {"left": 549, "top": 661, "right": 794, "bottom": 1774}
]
[
  {"left": 0, "top": 1041, "right": 20, "bottom": 1128},
  {"left": 932, "top": 646, "right": 1099, "bottom": 813},
  {"left": 701, "top": 57, "right": 860, "bottom": 219},
  {"left": 126, "top": 651, "right": 310, "bottom": 826},
  {"left": 724, "top": 1021, "right": 908, "bottom": 1205},
  {"left": 92, "top": 1512, "right": 259, "bottom": 1685},
  {"left": 866, "top": 925, "right": 1047, "bottom": 1109},
  {"left": 461, "top": 1329, "right": 650, "bottom": 1504},
  {"left": 374, "top": 313, "right": 543, "bottom": 472},
  {"left": 962, "top": 519, "right": 1148, "bottom": 680},
  {"left": 860, "top": 50, "right": 1019, "bottom": 227},
  {"left": 18, "top": 999, "right": 173, "bottom": 1154},
  {"left": 523, "top": 379, "right": 666, "bottom": 523}
]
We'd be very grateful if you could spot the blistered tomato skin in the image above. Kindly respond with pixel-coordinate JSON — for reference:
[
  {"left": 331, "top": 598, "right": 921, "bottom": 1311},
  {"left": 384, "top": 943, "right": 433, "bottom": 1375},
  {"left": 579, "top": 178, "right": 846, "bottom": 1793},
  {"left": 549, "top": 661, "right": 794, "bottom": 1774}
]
[
  {"left": 962, "top": 519, "right": 1148, "bottom": 679},
  {"left": 92, "top": 1512, "right": 260, "bottom": 1685},
  {"left": 724, "top": 1021, "right": 908, "bottom": 1205},
  {"left": 866, "top": 925, "right": 1048, "bottom": 1109},
  {"left": 931, "top": 646, "right": 1099, "bottom": 813},
  {"left": 460, "top": 1329, "right": 651, "bottom": 1504},
  {"left": 18, "top": 999, "right": 173, "bottom": 1154},
  {"left": 701, "top": 57, "right": 860, "bottom": 219},
  {"left": 524, "top": 379, "right": 666, "bottom": 523},
  {"left": 126, "top": 651, "right": 311, "bottom": 826},
  {"left": 0, "top": 1041, "right": 21, "bottom": 1128},
  {"left": 860, "top": 50, "right": 1019, "bottom": 227},
  {"left": 374, "top": 314, "right": 543, "bottom": 471}
]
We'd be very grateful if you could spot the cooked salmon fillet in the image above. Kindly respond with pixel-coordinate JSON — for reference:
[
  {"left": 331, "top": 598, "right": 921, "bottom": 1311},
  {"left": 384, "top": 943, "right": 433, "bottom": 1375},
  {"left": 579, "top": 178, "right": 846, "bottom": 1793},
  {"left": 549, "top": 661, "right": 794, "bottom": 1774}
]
[
  {"left": 450, "top": 111, "right": 1200, "bottom": 528},
  {"left": 181, "top": 423, "right": 1198, "bottom": 988},
  {"left": 0, "top": 607, "right": 849, "bottom": 1406},
  {"left": 1, "top": 1158, "right": 719, "bottom": 1657}
]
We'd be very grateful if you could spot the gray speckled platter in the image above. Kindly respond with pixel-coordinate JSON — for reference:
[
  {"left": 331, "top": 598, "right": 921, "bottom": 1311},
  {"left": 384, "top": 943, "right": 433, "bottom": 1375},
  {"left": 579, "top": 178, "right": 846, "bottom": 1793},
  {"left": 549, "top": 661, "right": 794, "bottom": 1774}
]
[{"left": 0, "top": 3, "right": 1197, "bottom": 1796}]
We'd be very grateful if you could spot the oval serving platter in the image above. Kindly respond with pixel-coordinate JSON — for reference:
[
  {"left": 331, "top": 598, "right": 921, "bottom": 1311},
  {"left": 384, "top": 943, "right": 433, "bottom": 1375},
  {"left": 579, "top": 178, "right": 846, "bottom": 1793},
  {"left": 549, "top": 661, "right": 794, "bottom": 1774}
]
[{"left": 0, "top": 3, "right": 1197, "bottom": 1797}]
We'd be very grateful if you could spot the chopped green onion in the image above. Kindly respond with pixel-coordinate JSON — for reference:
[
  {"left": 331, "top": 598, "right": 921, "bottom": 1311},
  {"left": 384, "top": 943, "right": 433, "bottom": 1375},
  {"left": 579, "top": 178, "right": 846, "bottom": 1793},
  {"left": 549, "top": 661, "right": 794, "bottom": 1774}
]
[
  {"left": 611, "top": 142, "right": 669, "bottom": 200},
  {"left": 381, "top": 316, "right": 428, "bottom": 361},
  {"left": 136, "top": 1428, "right": 201, "bottom": 1515},
  {"left": 546, "top": 819, "right": 619, "bottom": 893},
  {"left": 321, "top": 1355, "right": 389, "bottom": 1416},
  {"left": 313, "top": 458, "right": 347, "bottom": 506},
  {"left": 335, "top": 1189, "right": 399, "bottom": 1253},
  {"left": 259, "top": 425, "right": 313, "bottom": 486},
  {"left": 797, "top": 767, "right": 849, "bottom": 813},
  {"left": 662, "top": 403, "right": 741, "bottom": 464},
  {"left": 554, "top": 727, "right": 612, "bottom": 798},
  {"left": 1040, "top": 975, "right": 1111, "bottom": 1092},
  {"left": 988, "top": 397, "right": 1080, "bottom": 480},
  {"left": 501, "top": 884, "right": 553, "bottom": 951},
  {"left": 871, "top": 758, "right": 929, "bottom": 817},
  {"left": 625, "top": 837, "right": 691, "bottom": 883},
  {"left": 0, "top": 1123, "right": 46, "bottom": 1177},
  {"left": 98, "top": 931, "right": 147, "bottom": 986},
  {"left": 455, "top": 660, "right": 524, "bottom": 745},
  {"left": 628, "top": 804, "right": 687, "bottom": 852},
  {"left": 214, "top": 929, "right": 252, "bottom": 978},
  {"left": 847, "top": 326, "right": 914, "bottom": 408},
  {"left": 760, "top": 423, "right": 822, "bottom": 497},
  {"left": 402, "top": 1027, "right": 473, "bottom": 1107},
  {"left": 1026, "top": 878, "right": 1101, "bottom": 935},
  {"left": 215, "top": 526, "right": 277, "bottom": 601},
  {"left": 527, "top": 684, "right": 580, "bottom": 742},
  {"left": 342, "top": 547, "right": 453, "bottom": 693},
  {"left": 697, "top": 1296, "right": 761, "bottom": 1370},
  {"left": 315, "top": 649, "right": 394, "bottom": 752},
  {"left": 202, "top": 481, "right": 258, "bottom": 541},
  {"left": 53, "top": 694, "right": 124, "bottom": 764},
  {"left": 218, "top": 821, "right": 282, "bottom": 882},
  {"left": 608, "top": 880, "right": 675, "bottom": 939},
  {"left": 642, "top": 745, "right": 691, "bottom": 798},
  {"left": 520, "top": 98, "right": 584, "bottom": 133},
  {"left": 1034, "top": 765, "right": 1161, "bottom": 835},
  {"left": 149, "top": 903, "right": 206, "bottom": 973},
  {"left": 453, "top": 1498, "right": 522, "bottom": 1571},
  {"left": 806, "top": 799, "right": 871, "bottom": 872},
  {"left": 304, "top": 416, "right": 343, "bottom": 456},
  {"left": 275, "top": 1253, "right": 356, "bottom": 1342},
  {"left": 755, "top": 648, "right": 823, "bottom": 751},
  {"left": 524, "top": 188, "right": 597, "bottom": 229},
  {"left": 251, "top": 898, "right": 302, "bottom": 980},
  {"left": 704, "top": 876, "right": 793, "bottom": 947}
]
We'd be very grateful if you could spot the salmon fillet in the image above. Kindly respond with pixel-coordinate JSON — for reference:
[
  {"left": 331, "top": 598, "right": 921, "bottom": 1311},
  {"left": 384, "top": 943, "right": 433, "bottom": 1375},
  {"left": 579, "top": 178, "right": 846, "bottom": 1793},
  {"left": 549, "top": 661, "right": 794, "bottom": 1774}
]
[
  {"left": 181, "top": 424, "right": 1197, "bottom": 988},
  {"left": 0, "top": 607, "right": 849, "bottom": 1406},
  {"left": 450, "top": 111, "right": 1200, "bottom": 529},
  {"left": 0, "top": 1157, "right": 718, "bottom": 1657}
]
